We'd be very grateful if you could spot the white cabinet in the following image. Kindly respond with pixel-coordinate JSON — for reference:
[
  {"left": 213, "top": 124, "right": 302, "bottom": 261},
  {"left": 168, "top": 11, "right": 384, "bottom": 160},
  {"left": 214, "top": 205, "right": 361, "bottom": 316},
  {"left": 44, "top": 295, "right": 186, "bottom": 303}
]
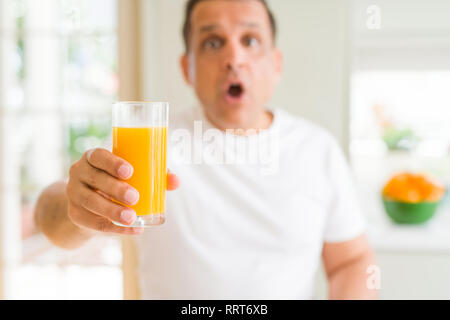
[{"left": 314, "top": 251, "right": 450, "bottom": 299}]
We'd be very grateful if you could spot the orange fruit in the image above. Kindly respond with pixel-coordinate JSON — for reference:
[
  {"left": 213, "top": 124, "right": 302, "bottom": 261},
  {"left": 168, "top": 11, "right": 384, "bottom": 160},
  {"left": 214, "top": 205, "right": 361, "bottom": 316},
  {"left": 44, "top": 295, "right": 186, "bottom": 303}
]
[{"left": 382, "top": 172, "right": 445, "bottom": 203}]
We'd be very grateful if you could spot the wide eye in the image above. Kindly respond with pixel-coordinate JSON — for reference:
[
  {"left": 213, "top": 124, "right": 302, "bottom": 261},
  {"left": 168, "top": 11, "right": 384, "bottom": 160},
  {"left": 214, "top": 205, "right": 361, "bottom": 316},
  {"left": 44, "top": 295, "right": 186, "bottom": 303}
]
[
  {"left": 242, "top": 35, "right": 260, "bottom": 47},
  {"left": 203, "top": 37, "right": 224, "bottom": 50}
]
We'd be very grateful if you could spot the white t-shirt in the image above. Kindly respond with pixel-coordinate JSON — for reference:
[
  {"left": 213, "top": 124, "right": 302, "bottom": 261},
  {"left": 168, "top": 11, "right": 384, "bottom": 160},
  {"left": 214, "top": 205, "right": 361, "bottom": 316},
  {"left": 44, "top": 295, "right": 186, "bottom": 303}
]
[{"left": 130, "top": 105, "right": 366, "bottom": 300}]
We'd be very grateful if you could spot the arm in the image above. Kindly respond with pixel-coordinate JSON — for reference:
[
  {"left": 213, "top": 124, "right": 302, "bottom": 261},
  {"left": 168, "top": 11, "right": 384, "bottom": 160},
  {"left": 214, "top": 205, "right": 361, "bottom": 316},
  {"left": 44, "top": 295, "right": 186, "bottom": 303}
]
[
  {"left": 34, "top": 148, "right": 180, "bottom": 250},
  {"left": 322, "top": 233, "right": 378, "bottom": 300},
  {"left": 34, "top": 180, "right": 95, "bottom": 250}
]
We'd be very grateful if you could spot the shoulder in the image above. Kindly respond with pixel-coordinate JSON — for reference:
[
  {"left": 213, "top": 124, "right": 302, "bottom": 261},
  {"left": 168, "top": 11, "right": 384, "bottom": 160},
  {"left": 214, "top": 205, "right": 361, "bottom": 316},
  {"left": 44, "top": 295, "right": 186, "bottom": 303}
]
[
  {"left": 277, "top": 110, "right": 354, "bottom": 184},
  {"left": 274, "top": 108, "right": 340, "bottom": 152}
]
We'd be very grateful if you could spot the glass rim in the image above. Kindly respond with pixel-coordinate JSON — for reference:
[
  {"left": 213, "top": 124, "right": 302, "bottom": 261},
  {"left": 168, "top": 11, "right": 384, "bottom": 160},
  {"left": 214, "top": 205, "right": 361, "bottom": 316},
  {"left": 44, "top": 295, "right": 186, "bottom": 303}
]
[{"left": 112, "top": 101, "right": 169, "bottom": 127}]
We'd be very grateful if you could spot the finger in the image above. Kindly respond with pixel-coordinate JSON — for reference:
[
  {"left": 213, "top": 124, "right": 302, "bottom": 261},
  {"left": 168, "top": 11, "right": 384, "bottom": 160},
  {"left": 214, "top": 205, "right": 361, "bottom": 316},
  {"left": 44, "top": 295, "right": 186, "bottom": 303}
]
[
  {"left": 75, "top": 183, "right": 138, "bottom": 226},
  {"left": 96, "top": 189, "right": 112, "bottom": 200},
  {"left": 85, "top": 148, "right": 134, "bottom": 180},
  {"left": 69, "top": 204, "right": 144, "bottom": 235},
  {"left": 167, "top": 171, "right": 180, "bottom": 191},
  {"left": 78, "top": 164, "right": 140, "bottom": 206}
]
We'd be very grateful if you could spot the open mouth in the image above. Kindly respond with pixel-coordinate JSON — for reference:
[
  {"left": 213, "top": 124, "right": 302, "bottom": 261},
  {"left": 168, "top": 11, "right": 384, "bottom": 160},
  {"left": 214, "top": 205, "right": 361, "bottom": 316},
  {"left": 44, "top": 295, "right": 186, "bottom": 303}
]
[
  {"left": 225, "top": 82, "right": 246, "bottom": 104},
  {"left": 228, "top": 83, "right": 244, "bottom": 98}
]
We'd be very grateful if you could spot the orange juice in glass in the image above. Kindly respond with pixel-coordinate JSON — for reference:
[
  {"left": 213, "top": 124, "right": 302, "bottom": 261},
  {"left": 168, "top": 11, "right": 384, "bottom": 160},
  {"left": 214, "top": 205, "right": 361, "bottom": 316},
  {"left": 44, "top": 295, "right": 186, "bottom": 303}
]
[{"left": 112, "top": 102, "right": 169, "bottom": 227}]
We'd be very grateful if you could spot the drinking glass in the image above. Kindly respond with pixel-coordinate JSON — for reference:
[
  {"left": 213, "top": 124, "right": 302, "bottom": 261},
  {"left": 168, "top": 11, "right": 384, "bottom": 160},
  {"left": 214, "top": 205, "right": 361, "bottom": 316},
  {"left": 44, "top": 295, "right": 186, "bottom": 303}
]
[{"left": 112, "top": 101, "right": 169, "bottom": 227}]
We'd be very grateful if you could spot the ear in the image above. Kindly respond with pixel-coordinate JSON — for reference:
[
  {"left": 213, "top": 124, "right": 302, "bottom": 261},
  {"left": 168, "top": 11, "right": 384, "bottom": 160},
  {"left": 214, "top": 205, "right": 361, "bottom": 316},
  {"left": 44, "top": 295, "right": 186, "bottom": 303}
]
[
  {"left": 180, "top": 54, "right": 192, "bottom": 86},
  {"left": 273, "top": 48, "right": 283, "bottom": 84}
]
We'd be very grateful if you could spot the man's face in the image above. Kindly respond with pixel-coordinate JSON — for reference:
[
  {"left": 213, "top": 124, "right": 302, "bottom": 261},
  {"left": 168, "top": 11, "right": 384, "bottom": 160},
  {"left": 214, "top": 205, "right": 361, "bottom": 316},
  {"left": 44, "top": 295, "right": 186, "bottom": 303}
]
[{"left": 181, "top": 0, "right": 283, "bottom": 130}]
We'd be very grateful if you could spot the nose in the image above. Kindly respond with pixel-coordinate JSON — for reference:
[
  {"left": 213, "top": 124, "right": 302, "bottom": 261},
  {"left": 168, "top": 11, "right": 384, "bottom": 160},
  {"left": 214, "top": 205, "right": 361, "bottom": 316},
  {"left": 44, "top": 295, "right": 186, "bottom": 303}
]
[{"left": 223, "top": 39, "right": 246, "bottom": 72}]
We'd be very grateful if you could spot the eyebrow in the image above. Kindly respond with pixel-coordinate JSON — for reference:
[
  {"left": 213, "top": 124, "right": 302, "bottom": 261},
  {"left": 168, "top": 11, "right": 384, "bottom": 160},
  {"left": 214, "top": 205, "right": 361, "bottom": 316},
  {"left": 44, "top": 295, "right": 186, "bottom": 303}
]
[{"left": 198, "top": 22, "right": 261, "bottom": 33}]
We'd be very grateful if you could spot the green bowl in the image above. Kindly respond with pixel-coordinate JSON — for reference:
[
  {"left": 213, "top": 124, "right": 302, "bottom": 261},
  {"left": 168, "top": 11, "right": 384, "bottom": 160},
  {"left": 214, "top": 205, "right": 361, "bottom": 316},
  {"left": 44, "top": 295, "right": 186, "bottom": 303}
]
[{"left": 382, "top": 197, "right": 440, "bottom": 225}]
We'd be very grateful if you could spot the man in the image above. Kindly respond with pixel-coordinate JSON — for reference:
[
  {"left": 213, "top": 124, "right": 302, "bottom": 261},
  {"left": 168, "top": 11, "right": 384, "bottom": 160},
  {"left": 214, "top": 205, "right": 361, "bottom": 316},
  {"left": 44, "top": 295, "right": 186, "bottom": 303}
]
[{"left": 35, "top": 0, "right": 377, "bottom": 299}]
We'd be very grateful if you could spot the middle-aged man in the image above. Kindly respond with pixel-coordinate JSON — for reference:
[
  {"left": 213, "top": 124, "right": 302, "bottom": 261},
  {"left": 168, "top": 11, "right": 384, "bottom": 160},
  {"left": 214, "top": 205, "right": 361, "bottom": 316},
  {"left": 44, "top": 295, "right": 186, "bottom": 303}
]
[{"left": 35, "top": 0, "right": 377, "bottom": 299}]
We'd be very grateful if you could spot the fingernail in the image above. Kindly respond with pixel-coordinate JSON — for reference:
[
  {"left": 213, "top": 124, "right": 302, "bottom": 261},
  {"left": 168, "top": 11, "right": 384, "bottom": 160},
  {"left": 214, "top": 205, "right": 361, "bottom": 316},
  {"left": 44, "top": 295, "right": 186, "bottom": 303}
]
[
  {"left": 124, "top": 188, "right": 139, "bottom": 205},
  {"left": 118, "top": 165, "right": 133, "bottom": 179},
  {"left": 121, "top": 210, "right": 136, "bottom": 224},
  {"left": 86, "top": 149, "right": 95, "bottom": 161}
]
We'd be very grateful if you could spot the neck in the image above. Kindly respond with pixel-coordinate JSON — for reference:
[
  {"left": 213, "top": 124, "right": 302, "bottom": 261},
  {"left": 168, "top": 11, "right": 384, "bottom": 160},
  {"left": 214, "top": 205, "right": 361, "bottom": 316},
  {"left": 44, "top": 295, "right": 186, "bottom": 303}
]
[{"left": 202, "top": 108, "right": 274, "bottom": 136}]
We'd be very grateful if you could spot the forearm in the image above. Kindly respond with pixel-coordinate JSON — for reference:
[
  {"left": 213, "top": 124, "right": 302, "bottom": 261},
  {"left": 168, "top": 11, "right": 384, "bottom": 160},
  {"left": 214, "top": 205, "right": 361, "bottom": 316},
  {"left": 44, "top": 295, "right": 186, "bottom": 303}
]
[
  {"left": 327, "top": 251, "right": 378, "bottom": 300},
  {"left": 34, "top": 180, "right": 95, "bottom": 250}
]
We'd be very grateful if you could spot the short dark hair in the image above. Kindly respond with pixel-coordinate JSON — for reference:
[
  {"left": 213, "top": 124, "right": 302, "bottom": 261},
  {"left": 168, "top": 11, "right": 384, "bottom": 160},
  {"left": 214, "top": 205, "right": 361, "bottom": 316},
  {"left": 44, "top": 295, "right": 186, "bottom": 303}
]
[{"left": 182, "top": 0, "right": 277, "bottom": 52}]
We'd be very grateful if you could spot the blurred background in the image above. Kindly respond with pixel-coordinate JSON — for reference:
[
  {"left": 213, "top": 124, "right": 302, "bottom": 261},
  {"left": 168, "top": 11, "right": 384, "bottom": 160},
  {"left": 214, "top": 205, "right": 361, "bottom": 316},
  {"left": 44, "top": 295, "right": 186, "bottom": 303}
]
[{"left": 0, "top": 0, "right": 449, "bottom": 299}]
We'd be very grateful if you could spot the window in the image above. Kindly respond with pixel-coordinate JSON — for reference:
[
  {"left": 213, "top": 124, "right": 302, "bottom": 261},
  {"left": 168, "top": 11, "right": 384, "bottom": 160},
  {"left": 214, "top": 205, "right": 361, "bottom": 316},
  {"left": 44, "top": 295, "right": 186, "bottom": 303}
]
[
  {"left": 350, "top": 0, "right": 450, "bottom": 241},
  {"left": 351, "top": 71, "right": 450, "bottom": 156},
  {"left": 0, "top": 0, "right": 122, "bottom": 299}
]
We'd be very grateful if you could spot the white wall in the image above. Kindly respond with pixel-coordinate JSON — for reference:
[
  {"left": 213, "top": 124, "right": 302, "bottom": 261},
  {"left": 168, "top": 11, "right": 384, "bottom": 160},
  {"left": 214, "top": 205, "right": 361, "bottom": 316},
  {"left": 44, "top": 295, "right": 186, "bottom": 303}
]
[
  {"left": 140, "top": 0, "right": 196, "bottom": 115},
  {"left": 269, "top": 0, "right": 352, "bottom": 152},
  {"left": 140, "top": 0, "right": 353, "bottom": 152},
  {"left": 353, "top": 0, "right": 450, "bottom": 70}
]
